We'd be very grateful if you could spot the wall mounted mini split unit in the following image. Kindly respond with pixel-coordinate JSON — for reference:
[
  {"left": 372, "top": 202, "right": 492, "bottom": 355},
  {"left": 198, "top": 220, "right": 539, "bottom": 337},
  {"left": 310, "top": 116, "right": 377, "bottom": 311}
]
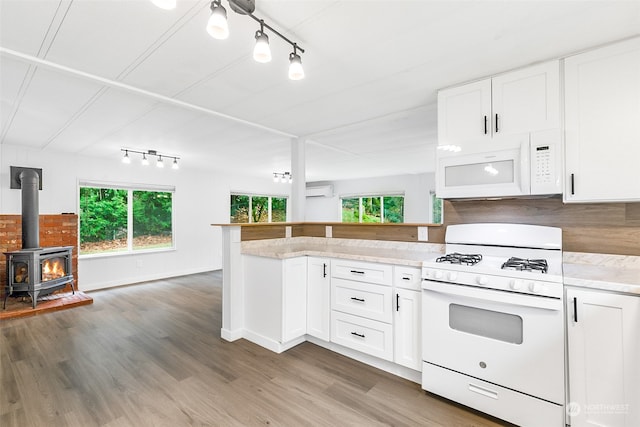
[{"left": 305, "top": 185, "right": 333, "bottom": 198}]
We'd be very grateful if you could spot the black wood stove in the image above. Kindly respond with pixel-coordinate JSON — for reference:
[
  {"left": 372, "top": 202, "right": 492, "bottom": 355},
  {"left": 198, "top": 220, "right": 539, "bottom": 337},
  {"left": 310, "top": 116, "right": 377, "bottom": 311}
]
[{"left": 3, "top": 168, "right": 75, "bottom": 309}]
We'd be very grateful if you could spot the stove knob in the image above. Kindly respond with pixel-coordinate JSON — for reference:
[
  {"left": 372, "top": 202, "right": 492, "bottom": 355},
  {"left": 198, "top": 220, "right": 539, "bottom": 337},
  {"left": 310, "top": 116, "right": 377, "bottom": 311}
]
[
  {"left": 477, "top": 276, "right": 489, "bottom": 286},
  {"left": 510, "top": 279, "right": 523, "bottom": 290},
  {"left": 528, "top": 282, "right": 542, "bottom": 293},
  {"left": 433, "top": 271, "right": 444, "bottom": 280},
  {"left": 448, "top": 272, "right": 458, "bottom": 281}
]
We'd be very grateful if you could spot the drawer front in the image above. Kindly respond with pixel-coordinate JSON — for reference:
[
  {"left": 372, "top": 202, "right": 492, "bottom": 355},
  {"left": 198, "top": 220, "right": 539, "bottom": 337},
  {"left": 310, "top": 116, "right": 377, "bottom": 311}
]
[
  {"left": 393, "top": 266, "right": 422, "bottom": 290},
  {"left": 331, "top": 311, "right": 393, "bottom": 361},
  {"left": 331, "top": 259, "right": 392, "bottom": 286},
  {"left": 422, "top": 362, "right": 563, "bottom": 427},
  {"left": 332, "top": 278, "right": 392, "bottom": 323}
]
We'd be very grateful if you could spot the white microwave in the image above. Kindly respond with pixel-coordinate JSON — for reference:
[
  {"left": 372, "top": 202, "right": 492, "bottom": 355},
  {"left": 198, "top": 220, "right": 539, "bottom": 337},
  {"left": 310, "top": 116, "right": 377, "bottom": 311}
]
[{"left": 435, "top": 132, "right": 562, "bottom": 199}]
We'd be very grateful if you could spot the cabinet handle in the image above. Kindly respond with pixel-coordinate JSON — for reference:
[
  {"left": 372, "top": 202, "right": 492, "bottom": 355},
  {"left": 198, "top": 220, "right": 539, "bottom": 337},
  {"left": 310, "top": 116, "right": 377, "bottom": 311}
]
[
  {"left": 350, "top": 297, "right": 365, "bottom": 302},
  {"left": 350, "top": 270, "right": 365, "bottom": 275},
  {"left": 402, "top": 276, "right": 410, "bottom": 281},
  {"left": 396, "top": 293, "right": 400, "bottom": 312},
  {"left": 323, "top": 263, "right": 327, "bottom": 278},
  {"left": 573, "top": 297, "right": 578, "bottom": 323},
  {"left": 351, "top": 332, "right": 365, "bottom": 338},
  {"left": 570, "top": 173, "right": 575, "bottom": 195},
  {"left": 495, "top": 113, "right": 499, "bottom": 133},
  {"left": 484, "top": 115, "right": 488, "bottom": 134}
]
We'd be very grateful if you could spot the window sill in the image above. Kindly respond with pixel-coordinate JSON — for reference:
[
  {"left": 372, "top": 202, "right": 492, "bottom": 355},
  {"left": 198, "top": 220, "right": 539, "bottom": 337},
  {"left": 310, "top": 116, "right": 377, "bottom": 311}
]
[{"left": 79, "top": 247, "right": 176, "bottom": 260}]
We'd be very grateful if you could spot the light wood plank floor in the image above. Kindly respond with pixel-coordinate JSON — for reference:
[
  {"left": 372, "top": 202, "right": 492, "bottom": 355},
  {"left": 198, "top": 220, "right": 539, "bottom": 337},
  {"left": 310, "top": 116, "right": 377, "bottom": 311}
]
[{"left": 1, "top": 271, "right": 509, "bottom": 426}]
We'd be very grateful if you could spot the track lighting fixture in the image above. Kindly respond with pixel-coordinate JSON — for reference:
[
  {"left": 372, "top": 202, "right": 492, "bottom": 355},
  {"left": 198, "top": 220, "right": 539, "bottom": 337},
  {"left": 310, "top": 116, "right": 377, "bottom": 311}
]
[
  {"left": 121, "top": 149, "right": 179, "bottom": 170},
  {"left": 207, "top": 0, "right": 229, "bottom": 40},
  {"left": 150, "top": 0, "right": 176, "bottom": 10},
  {"left": 253, "top": 22, "right": 271, "bottom": 63},
  {"left": 288, "top": 45, "right": 304, "bottom": 80},
  {"left": 273, "top": 172, "right": 292, "bottom": 183},
  {"left": 207, "top": 0, "right": 305, "bottom": 79},
  {"left": 121, "top": 150, "right": 131, "bottom": 164}
]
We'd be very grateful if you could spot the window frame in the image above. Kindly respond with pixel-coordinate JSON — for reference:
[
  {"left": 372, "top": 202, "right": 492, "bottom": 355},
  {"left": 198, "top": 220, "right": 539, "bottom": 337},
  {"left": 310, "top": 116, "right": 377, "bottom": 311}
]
[
  {"left": 78, "top": 181, "right": 176, "bottom": 258},
  {"left": 339, "top": 193, "right": 405, "bottom": 224},
  {"left": 230, "top": 192, "right": 289, "bottom": 223}
]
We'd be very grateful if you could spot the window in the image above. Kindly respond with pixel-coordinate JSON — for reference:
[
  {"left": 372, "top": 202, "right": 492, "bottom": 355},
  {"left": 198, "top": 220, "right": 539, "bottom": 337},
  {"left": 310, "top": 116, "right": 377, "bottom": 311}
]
[
  {"left": 341, "top": 195, "right": 404, "bottom": 223},
  {"left": 230, "top": 194, "right": 288, "bottom": 223},
  {"left": 79, "top": 184, "right": 174, "bottom": 255},
  {"left": 430, "top": 191, "right": 443, "bottom": 224}
]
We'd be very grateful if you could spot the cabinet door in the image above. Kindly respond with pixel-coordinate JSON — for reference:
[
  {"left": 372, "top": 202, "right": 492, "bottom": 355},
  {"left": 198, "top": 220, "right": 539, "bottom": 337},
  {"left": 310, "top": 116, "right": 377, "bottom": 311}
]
[
  {"left": 307, "top": 257, "right": 330, "bottom": 341},
  {"left": 564, "top": 37, "right": 640, "bottom": 202},
  {"left": 282, "top": 257, "right": 308, "bottom": 343},
  {"left": 438, "top": 79, "right": 492, "bottom": 145},
  {"left": 566, "top": 288, "right": 640, "bottom": 427},
  {"left": 393, "top": 288, "right": 421, "bottom": 370},
  {"left": 491, "top": 60, "right": 560, "bottom": 136}
]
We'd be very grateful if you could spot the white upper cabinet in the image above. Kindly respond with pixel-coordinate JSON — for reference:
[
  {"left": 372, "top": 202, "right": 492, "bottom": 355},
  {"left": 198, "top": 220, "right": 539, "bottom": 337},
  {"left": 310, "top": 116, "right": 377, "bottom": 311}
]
[
  {"left": 564, "top": 37, "right": 640, "bottom": 203},
  {"left": 438, "top": 61, "right": 560, "bottom": 145}
]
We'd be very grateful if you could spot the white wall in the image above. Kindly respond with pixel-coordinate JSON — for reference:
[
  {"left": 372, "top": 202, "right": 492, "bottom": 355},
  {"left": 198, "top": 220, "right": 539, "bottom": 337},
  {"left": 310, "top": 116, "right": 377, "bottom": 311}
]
[
  {"left": 0, "top": 144, "right": 291, "bottom": 291},
  {"left": 305, "top": 173, "right": 436, "bottom": 223}
]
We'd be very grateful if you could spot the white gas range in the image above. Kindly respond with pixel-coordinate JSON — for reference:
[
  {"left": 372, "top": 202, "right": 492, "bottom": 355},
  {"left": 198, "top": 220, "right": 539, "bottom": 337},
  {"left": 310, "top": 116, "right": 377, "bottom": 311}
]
[{"left": 421, "top": 223, "right": 565, "bottom": 427}]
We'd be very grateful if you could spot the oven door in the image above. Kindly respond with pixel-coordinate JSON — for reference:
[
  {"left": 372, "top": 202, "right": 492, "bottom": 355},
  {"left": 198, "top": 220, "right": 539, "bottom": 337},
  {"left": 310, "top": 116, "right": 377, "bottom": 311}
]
[{"left": 422, "top": 280, "right": 564, "bottom": 404}]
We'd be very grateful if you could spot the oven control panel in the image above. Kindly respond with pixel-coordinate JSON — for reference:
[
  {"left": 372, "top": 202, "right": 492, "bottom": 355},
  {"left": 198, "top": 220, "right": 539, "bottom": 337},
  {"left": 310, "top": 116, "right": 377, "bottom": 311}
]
[{"left": 421, "top": 267, "right": 562, "bottom": 299}]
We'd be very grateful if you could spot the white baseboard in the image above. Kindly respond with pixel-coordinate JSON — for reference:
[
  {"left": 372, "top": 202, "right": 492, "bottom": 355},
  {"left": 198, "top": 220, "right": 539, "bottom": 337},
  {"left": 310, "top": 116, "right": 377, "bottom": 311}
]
[
  {"left": 242, "top": 330, "right": 306, "bottom": 354},
  {"left": 221, "top": 328, "right": 243, "bottom": 342}
]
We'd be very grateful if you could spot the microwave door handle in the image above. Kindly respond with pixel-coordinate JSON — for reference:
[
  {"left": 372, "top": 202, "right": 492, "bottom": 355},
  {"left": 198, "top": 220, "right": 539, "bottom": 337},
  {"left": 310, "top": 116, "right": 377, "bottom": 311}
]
[{"left": 521, "top": 140, "right": 531, "bottom": 193}]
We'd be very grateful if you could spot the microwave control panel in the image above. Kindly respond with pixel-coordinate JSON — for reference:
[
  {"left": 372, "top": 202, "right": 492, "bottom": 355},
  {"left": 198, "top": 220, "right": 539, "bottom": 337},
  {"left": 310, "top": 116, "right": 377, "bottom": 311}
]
[{"left": 530, "top": 141, "right": 561, "bottom": 195}]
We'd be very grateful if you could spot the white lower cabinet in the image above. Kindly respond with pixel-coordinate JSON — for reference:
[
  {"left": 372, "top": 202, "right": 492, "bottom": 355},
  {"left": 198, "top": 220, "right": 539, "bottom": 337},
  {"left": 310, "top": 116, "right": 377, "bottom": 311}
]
[
  {"left": 307, "top": 257, "right": 330, "bottom": 341},
  {"left": 394, "top": 288, "right": 421, "bottom": 370},
  {"left": 566, "top": 288, "right": 640, "bottom": 427},
  {"left": 243, "top": 255, "right": 307, "bottom": 348}
]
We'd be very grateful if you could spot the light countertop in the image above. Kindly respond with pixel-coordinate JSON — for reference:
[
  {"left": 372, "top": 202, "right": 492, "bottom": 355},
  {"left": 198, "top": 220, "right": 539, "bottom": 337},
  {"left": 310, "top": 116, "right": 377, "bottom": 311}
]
[{"left": 241, "top": 238, "right": 640, "bottom": 295}]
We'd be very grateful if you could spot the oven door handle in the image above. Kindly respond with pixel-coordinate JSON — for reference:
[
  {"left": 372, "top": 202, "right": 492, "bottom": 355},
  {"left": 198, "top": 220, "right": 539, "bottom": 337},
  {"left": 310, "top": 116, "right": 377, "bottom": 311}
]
[{"left": 422, "top": 280, "right": 562, "bottom": 311}]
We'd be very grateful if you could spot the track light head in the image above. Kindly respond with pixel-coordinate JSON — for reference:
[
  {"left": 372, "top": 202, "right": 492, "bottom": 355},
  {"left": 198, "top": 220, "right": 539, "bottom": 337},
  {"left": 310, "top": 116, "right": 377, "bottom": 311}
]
[
  {"left": 253, "top": 27, "right": 271, "bottom": 63},
  {"left": 122, "top": 150, "right": 131, "bottom": 164},
  {"left": 172, "top": 158, "right": 179, "bottom": 170},
  {"left": 288, "top": 51, "right": 304, "bottom": 80},
  {"left": 157, "top": 155, "right": 164, "bottom": 168},
  {"left": 207, "top": 1, "right": 229, "bottom": 40},
  {"left": 141, "top": 153, "right": 149, "bottom": 166}
]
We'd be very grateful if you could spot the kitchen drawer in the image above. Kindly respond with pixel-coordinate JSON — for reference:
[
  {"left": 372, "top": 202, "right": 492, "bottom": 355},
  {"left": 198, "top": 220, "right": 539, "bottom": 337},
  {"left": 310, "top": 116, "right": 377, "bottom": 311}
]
[
  {"left": 331, "top": 259, "right": 392, "bottom": 286},
  {"left": 332, "top": 278, "right": 392, "bottom": 323},
  {"left": 331, "top": 311, "right": 393, "bottom": 361},
  {"left": 422, "top": 362, "right": 563, "bottom": 427},
  {"left": 393, "top": 266, "right": 422, "bottom": 290}
]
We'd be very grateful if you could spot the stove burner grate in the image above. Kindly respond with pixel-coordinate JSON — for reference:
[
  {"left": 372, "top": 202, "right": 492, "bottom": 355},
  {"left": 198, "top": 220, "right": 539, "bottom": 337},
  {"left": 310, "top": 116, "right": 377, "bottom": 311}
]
[
  {"left": 501, "top": 257, "right": 548, "bottom": 273},
  {"left": 436, "top": 252, "right": 483, "bottom": 266}
]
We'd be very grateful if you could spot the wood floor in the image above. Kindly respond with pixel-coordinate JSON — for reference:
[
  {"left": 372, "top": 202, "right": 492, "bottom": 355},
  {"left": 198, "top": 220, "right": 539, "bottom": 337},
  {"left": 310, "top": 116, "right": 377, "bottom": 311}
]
[{"left": 1, "top": 271, "right": 508, "bottom": 426}]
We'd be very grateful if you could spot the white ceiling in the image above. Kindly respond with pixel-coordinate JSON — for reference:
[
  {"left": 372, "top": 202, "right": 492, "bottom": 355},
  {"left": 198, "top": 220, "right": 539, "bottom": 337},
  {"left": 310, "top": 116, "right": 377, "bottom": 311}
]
[{"left": 1, "top": 0, "right": 639, "bottom": 182}]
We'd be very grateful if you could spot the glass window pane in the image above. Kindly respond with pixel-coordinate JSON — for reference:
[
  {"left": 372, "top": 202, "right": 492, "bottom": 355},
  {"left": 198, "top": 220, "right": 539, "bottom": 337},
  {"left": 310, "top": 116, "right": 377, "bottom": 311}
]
[
  {"left": 132, "top": 191, "right": 173, "bottom": 251},
  {"left": 230, "top": 195, "right": 249, "bottom": 223},
  {"left": 271, "top": 197, "right": 287, "bottom": 222},
  {"left": 431, "top": 192, "right": 443, "bottom": 224},
  {"left": 341, "top": 198, "right": 359, "bottom": 223},
  {"left": 79, "top": 187, "right": 128, "bottom": 254},
  {"left": 383, "top": 196, "right": 404, "bottom": 223},
  {"left": 252, "top": 196, "right": 269, "bottom": 223},
  {"left": 362, "top": 197, "right": 381, "bottom": 223}
]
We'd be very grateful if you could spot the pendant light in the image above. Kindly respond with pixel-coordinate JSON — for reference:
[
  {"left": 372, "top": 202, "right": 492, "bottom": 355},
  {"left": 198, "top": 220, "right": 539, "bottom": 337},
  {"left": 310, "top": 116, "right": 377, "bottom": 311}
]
[
  {"left": 207, "top": 0, "right": 229, "bottom": 40},
  {"left": 288, "top": 45, "right": 304, "bottom": 80},
  {"left": 150, "top": 0, "right": 176, "bottom": 10},
  {"left": 253, "top": 22, "right": 271, "bottom": 63}
]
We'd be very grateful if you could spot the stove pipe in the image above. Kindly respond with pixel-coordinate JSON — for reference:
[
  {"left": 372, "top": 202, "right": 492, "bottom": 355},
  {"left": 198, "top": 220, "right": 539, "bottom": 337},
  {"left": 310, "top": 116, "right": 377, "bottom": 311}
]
[{"left": 19, "top": 169, "right": 40, "bottom": 249}]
